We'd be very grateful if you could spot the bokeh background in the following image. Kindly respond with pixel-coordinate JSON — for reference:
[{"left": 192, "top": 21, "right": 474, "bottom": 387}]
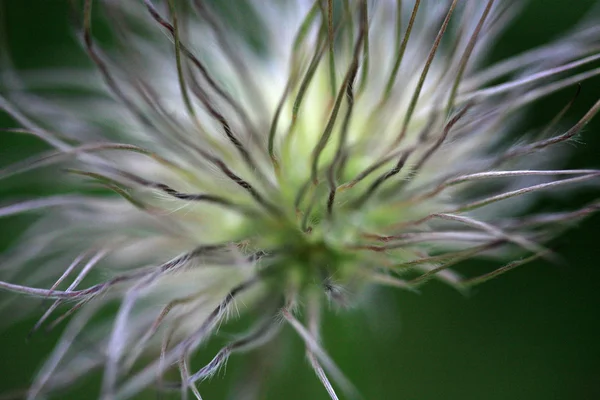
[{"left": 1, "top": 1, "right": 599, "bottom": 399}]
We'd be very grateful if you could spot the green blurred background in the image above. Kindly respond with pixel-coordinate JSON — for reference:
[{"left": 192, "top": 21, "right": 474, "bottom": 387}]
[{"left": 1, "top": 1, "right": 600, "bottom": 399}]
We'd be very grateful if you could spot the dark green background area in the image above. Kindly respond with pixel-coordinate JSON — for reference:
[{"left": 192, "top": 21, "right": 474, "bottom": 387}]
[{"left": 1, "top": 1, "right": 600, "bottom": 399}]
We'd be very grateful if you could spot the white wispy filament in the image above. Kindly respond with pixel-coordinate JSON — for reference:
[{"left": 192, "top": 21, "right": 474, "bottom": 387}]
[{"left": 0, "top": 0, "right": 599, "bottom": 399}]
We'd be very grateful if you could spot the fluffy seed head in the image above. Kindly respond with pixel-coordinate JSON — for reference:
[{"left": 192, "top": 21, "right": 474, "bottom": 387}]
[{"left": 1, "top": 1, "right": 599, "bottom": 399}]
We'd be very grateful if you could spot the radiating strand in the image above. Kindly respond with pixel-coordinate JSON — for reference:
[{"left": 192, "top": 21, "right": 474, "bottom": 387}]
[
  {"left": 383, "top": 170, "right": 600, "bottom": 236},
  {"left": 29, "top": 249, "right": 108, "bottom": 337},
  {"left": 83, "top": 0, "right": 156, "bottom": 131},
  {"left": 68, "top": 168, "right": 248, "bottom": 214},
  {"left": 506, "top": 66, "right": 600, "bottom": 112},
  {"left": 291, "top": 0, "right": 366, "bottom": 224},
  {"left": 268, "top": 0, "right": 321, "bottom": 172},
  {"left": 123, "top": 293, "right": 203, "bottom": 372},
  {"left": 160, "top": 5, "right": 241, "bottom": 161},
  {"left": 461, "top": 53, "right": 600, "bottom": 102},
  {"left": 191, "top": 0, "right": 268, "bottom": 119},
  {"left": 394, "top": 102, "right": 473, "bottom": 189},
  {"left": 385, "top": 241, "right": 504, "bottom": 271},
  {"left": 495, "top": 99, "right": 600, "bottom": 165},
  {"left": 105, "top": 250, "right": 245, "bottom": 399},
  {"left": 185, "top": 316, "right": 281, "bottom": 384},
  {"left": 45, "top": 297, "right": 93, "bottom": 332},
  {"left": 406, "top": 243, "right": 501, "bottom": 286},
  {"left": 117, "top": 253, "right": 268, "bottom": 352},
  {"left": 0, "top": 244, "right": 230, "bottom": 300},
  {"left": 0, "top": 97, "right": 71, "bottom": 151},
  {"left": 102, "top": 183, "right": 153, "bottom": 212},
  {"left": 383, "top": 0, "right": 421, "bottom": 100},
  {"left": 268, "top": 78, "right": 294, "bottom": 174},
  {"left": 301, "top": 182, "right": 326, "bottom": 232},
  {"left": 281, "top": 308, "right": 357, "bottom": 399},
  {"left": 349, "top": 151, "right": 410, "bottom": 208},
  {"left": 127, "top": 78, "right": 224, "bottom": 163},
  {"left": 310, "top": 0, "right": 367, "bottom": 186},
  {"left": 0, "top": 280, "right": 90, "bottom": 301},
  {"left": 27, "top": 301, "right": 103, "bottom": 400},
  {"left": 325, "top": 0, "right": 337, "bottom": 96},
  {"left": 462, "top": 253, "right": 543, "bottom": 286},
  {"left": 394, "top": 0, "right": 402, "bottom": 50},
  {"left": 405, "top": 169, "right": 600, "bottom": 206},
  {"left": 394, "top": 0, "right": 459, "bottom": 146},
  {"left": 465, "top": 24, "right": 600, "bottom": 89},
  {"left": 99, "top": 161, "right": 280, "bottom": 217},
  {"left": 15, "top": 252, "right": 90, "bottom": 331},
  {"left": 306, "top": 295, "right": 340, "bottom": 400},
  {"left": 157, "top": 310, "right": 282, "bottom": 396},
  {"left": 325, "top": 1, "right": 367, "bottom": 215},
  {"left": 453, "top": 173, "right": 600, "bottom": 213},
  {"left": 102, "top": 271, "right": 160, "bottom": 399},
  {"left": 115, "top": 277, "right": 259, "bottom": 399},
  {"left": 282, "top": 1, "right": 351, "bottom": 157},
  {"left": 0, "top": 141, "right": 185, "bottom": 181},
  {"left": 179, "top": 355, "right": 202, "bottom": 400},
  {"left": 357, "top": 0, "right": 369, "bottom": 95},
  {"left": 432, "top": 213, "right": 550, "bottom": 260},
  {"left": 350, "top": 231, "right": 496, "bottom": 252},
  {"left": 0, "top": 196, "right": 90, "bottom": 218},
  {"left": 498, "top": 202, "right": 600, "bottom": 229},
  {"left": 185, "top": 72, "right": 269, "bottom": 187},
  {"left": 338, "top": 108, "right": 440, "bottom": 191},
  {"left": 325, "top": 74, "right": 356, "bottom": 215},
  {"left": 142, "top": 0, "right": 261, "bottom": 147},
  {"left": 369, "top": 272, "right": 413, "bottom": 291},
  {"left": 166, "top": 0, "right": 200, "bottom": 131},
  {"left": 445, "top": 0, "right": 495, "bottom": 115},
  {"left": 352, "top": 103, "right": 469, "bottom": 207},
  {"left": 534, "top": 84, "right": 581, "bottom": 141}
]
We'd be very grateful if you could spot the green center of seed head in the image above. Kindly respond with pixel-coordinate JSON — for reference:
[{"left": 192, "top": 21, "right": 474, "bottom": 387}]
[
  {"left": 277, "top": 236, "right": 352, "bottom": 294},
  {"left": 249, "top": 207, "right": 362, "bottom": 295}
]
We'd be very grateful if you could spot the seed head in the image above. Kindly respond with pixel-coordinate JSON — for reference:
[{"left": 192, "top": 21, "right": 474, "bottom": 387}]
[{"left": 1, "top": 1, "right": 599, "bottom": 399}]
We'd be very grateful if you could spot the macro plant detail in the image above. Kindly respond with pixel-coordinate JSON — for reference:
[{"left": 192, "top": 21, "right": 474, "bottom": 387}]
[{"left": 0, "top": 0, "right": 599, "bottom": 399}]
